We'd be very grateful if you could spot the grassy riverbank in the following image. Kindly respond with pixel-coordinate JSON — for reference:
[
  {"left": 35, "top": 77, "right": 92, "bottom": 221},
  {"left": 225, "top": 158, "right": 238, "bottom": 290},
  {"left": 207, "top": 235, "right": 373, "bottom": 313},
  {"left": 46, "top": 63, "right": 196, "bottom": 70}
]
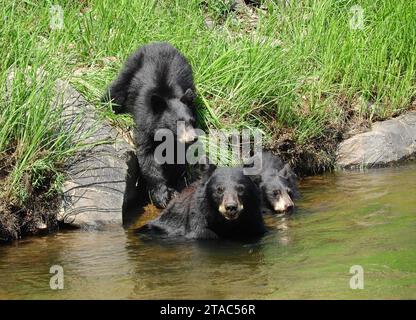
[{"left": 1, "top": 0, "right": 416, "bottom": 240}]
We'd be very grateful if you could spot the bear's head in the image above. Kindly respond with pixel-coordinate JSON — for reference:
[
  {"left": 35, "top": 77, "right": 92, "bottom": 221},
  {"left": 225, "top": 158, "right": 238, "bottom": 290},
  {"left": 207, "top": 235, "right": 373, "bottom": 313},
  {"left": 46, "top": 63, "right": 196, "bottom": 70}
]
[
  {"left": 150, "top": 88, "right": 197, "bottom": 144},
  {"left": 260, "top": 164, "right": 297, "bottom": 213},
  {"left": 205, "top": 167, "right": 260, "bottom": 221}
]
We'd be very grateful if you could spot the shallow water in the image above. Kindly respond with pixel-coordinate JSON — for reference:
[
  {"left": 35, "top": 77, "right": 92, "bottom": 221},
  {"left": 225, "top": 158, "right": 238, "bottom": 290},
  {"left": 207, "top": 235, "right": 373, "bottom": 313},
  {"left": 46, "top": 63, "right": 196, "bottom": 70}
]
[{"left": 1, "top": 163, "right": 416, "bottom": 299}]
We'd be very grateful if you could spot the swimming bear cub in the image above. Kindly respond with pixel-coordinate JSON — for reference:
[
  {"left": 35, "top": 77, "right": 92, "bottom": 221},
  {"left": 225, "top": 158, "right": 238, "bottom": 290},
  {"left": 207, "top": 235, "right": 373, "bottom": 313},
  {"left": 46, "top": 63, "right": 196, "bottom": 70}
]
[
  {"left": 253, "top": 151, "right": 299, "bottom": 214},
  {"left": 103, "top": 42, "right": 198, "bottom": 208},
  {"left": 141, "top": 166, "right": 266, "bottom": 240}
]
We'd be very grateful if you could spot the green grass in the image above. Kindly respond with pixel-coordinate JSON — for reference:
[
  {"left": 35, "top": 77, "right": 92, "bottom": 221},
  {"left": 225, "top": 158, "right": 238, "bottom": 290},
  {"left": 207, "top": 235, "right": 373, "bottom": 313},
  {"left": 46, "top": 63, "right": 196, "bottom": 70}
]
[
  {"left": 1, "top": 0, "right": 415, "bottom": 238},
  {"left": 69, "top": 0, "right": 416, "bottom": 167}
]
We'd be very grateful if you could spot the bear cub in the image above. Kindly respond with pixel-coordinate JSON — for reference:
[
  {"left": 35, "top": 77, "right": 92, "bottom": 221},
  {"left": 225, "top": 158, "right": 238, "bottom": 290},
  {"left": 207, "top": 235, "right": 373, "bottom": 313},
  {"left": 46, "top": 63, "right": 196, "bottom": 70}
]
[
  {"left": 103, "top": 42, "right": 198, "bottom": 208},
  {"left": 253, "top": 151, "right": 299, "bottom": 214},
  {"left": 141, "top": 166, "right": 266, "bottom": 240}
]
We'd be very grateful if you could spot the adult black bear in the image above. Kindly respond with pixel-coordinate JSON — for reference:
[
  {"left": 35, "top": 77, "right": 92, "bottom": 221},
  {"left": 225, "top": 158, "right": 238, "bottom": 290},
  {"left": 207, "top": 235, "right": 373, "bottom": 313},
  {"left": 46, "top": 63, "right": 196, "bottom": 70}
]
[
  {"left": 141, "top": 166, "right": 266, "bottom": 240},
  {"left": 103, "top": 42, "right": 198, "bottom": 208},
  {"left": 253, "top": 151, "right": 299, "bottom": 214}
]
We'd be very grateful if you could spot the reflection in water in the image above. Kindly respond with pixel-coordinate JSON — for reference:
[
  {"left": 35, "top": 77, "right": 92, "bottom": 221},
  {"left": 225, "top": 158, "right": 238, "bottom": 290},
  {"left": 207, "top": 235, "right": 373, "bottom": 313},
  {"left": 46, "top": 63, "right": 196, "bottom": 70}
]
[{"left": 1, "top": 163, "right": 416, "bottom": 299}]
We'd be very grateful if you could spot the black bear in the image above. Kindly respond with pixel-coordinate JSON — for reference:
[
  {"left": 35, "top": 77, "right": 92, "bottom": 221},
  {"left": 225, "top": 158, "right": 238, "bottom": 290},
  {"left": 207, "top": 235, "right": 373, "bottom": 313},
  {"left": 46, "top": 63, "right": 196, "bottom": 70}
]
[
  {"left": 103, "top": 42, "right": 198, "bottom": 208},
  {"left": 252, "top": 151, "right": 299, "bottom": 214},
  {"left": 140, "top": 166, "right": 266, "bottom": 240}
]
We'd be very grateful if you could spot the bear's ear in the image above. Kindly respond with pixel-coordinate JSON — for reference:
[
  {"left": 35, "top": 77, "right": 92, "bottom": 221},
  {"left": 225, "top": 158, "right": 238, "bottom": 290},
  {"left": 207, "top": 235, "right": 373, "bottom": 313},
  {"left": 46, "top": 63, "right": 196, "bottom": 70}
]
[
  {"left": 248, "top": 174, "right": 262, "bottom": 187},
  {"left": 201, "top": 163, "right": 216, "bottom": 176},
  {"left": 279, "top": 164, "right": 295, "bottom": 179},
  {"left": 180, "top": 88, "right": 196, "bottom": 104},
  {"left": 151, "top": 94, "right": 167, "bottom": 112},
  {"left": 198, "top": 155, "right": 216, "bottom": 179}
]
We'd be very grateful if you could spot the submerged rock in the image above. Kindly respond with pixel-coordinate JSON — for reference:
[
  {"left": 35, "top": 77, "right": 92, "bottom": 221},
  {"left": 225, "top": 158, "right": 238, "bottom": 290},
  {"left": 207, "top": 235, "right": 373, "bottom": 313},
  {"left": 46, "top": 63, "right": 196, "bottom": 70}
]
[
  {"left": 55, "top": 80, "right": 139, "bottom": 229},
  {"left": 336, "top": 112, "right": 416, "bottom": 169}
]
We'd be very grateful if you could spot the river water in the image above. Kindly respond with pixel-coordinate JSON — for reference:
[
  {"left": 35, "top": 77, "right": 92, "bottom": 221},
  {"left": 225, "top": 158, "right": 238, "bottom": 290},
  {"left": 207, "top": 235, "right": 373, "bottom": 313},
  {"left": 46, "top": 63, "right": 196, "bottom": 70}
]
[{"left": 1, "top": 163, "right": 415, "bottom": 299}]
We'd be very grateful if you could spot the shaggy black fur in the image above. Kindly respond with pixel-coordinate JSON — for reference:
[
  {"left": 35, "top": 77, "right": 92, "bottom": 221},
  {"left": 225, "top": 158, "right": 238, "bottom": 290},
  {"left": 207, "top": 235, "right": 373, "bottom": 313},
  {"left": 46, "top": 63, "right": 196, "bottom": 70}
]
[
  {"left": 253, "top": 151, "right": 299, "bottom": 214},
  {"left": 103, "top": 42, "right": 197, "bottom": 208},
  {"left": 141, "top": 166, "right": 266, "bottom": 240}
]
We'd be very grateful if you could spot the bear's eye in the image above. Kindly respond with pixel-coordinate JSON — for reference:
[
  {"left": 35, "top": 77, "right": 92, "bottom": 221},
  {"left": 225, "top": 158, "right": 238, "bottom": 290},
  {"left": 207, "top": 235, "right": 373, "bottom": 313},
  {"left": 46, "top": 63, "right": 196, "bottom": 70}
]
[
  {"left": 236, "top": 184, "right": 245, "bottom": 194},
  {"left": 287, "top": 188, "right": 292, "bottom": 196},
  {"left": 216, "top": 186, "right": 224, "bottom": 194},
  {"left": 273, "top": 189, "right": 281, "bottom": 196}
]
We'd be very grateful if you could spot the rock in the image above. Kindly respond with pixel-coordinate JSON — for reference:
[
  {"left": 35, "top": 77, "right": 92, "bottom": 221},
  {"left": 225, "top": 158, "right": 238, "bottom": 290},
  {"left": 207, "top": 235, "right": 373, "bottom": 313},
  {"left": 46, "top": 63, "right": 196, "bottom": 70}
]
[
  {"left": 336, "top": 112, "right": 416, "bottom": 169},
  {"left": 204, "top": 16, "right": 215, "bottom": 29},
  {"left": 54, "top": 80, "right": 139, "bottom": 229}
]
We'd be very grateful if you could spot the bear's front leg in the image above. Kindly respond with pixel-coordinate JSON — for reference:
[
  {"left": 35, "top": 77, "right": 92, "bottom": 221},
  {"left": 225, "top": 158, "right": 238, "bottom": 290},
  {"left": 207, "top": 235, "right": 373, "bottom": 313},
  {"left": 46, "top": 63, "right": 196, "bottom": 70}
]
[
  {"left": 151, "top": 184, "right": 178, "bottom": 208},
  {"left": 137, "top": 151, "right": 177, "bottom": 208}
]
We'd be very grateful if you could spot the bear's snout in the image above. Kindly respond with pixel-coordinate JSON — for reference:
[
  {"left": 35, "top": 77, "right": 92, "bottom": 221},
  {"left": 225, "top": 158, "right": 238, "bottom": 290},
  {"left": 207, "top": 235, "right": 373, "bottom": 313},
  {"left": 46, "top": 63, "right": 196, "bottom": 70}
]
[
  {"left": 219, "top": 193, "right": 244, "bottom": 220},
  {"left": 177, "top": 122, "right": 197, "bottom": 144},
  {"left": 273, "top": 193, "right": 294, "bottom": 213}
]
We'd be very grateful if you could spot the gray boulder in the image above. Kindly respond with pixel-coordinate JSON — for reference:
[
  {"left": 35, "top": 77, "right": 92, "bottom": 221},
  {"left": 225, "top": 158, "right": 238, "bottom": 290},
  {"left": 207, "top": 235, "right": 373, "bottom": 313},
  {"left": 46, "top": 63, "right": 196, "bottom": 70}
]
[
  {"left": 336, "top": 112, "right": 416, "bottom": 169},
  {"left": 55, "top": 80, "right": 139, "bottom": 229}
]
